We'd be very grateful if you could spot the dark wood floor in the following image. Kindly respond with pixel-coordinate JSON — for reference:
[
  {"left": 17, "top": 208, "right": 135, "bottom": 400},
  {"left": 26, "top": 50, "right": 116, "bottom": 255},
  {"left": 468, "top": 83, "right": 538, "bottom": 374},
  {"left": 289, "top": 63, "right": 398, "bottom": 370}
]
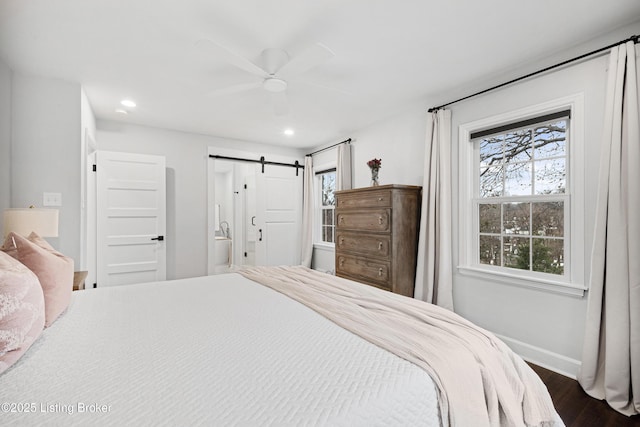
[{"left": 529, "top": 363, "right": 640, "bottom": 426}]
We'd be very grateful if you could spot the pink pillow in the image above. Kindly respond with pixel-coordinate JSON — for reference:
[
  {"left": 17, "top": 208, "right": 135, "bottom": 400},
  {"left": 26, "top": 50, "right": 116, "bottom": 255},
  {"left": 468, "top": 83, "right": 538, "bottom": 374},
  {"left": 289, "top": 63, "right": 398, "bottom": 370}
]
[
  {"left": 0, "top": 251, "right": 45, "bottom": 374},
  {"left": 2, "top": 232, "right": 73, "bottom": 327}
]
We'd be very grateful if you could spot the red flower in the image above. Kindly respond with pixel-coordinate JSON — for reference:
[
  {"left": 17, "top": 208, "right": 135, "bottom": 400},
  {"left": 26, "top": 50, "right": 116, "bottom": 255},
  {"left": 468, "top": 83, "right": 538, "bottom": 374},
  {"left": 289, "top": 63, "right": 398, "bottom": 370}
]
[{"left": 367, "top": 158, "right": 382, "bottom": 169}]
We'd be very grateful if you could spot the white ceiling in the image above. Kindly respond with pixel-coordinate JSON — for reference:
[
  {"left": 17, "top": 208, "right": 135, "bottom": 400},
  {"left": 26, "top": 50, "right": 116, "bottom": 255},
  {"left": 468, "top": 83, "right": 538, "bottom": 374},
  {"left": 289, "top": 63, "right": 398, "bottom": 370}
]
[{"left": 1, "top": 1, "right": 640, "bottom": 149}]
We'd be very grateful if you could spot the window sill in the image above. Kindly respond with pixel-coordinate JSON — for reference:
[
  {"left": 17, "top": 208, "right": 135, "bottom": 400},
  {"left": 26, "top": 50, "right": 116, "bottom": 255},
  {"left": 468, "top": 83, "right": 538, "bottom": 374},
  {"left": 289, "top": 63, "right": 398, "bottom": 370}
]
[
  {"left": 457, "top": 265, "right": 587, "bottom": 297},
  {"left": 313, "top": 242, "right": 335, "bottom": 252}
]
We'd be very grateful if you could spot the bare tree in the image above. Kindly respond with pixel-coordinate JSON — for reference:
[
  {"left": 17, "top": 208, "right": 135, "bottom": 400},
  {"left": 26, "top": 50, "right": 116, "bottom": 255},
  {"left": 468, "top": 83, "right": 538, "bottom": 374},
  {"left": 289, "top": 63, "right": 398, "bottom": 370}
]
[{"left": 479, "top": 121, "right": 567, "bottom": 197}]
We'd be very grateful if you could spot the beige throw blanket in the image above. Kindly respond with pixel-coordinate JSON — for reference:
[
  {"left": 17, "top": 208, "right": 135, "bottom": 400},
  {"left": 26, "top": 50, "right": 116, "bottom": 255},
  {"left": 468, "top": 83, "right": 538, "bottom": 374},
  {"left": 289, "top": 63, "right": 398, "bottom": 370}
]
[{"left": 239, "top": 266, "right": 560, "bottom": 427}]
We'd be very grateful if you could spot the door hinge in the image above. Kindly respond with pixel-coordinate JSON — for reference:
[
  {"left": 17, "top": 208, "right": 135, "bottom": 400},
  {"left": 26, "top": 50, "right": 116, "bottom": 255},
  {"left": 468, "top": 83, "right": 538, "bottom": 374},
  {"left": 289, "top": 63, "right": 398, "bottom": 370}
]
[
  {"left": 93, "top": 283, "right": 97, "bottom": 289},
  {"left": 92, "top": 164, "right": 97, "bottom": 172},
  {"left": 244, "top": 252, "right": 247, "bottom": 257},
  {"left": 244, "top": 184, "right": 247, "bottom": 189}
]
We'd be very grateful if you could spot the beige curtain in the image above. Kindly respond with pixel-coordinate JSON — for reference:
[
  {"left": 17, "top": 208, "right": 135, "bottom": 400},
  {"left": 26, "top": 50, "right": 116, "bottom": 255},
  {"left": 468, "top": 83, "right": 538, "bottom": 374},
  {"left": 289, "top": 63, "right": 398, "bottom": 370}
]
[
  {"left": 300, "top": 155, "right": 314, "bottom": 267},
  {"left": 578, "top": 41, "right": 640, "bottom": 416},
  {"left": 336, "top": 143, "right": 352, "bottom": 191},
  {"left": 414, "top": 109, "right": 453, "bottom": 310}
]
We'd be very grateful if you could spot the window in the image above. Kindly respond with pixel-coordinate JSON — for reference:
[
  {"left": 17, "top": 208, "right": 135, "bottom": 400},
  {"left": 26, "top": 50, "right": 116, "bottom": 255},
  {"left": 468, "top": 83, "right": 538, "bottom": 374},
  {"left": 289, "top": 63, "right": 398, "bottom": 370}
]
[
  {"left": 458, "top": 96, "right": 585, "bottom": 295},
  {"left": 475, "top": 111, "right": 568, "bottom": 277},
  {"left": 317, "top": 169, "right": 336, "bottom": 244}
]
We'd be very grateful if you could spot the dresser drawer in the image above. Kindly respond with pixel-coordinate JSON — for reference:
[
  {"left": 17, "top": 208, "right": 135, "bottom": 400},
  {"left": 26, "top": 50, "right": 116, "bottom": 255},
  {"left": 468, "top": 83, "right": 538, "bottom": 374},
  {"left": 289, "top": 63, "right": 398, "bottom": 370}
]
[
  {"left": 337, "top": 190, "right": 392, "bottom": 209},
  {"left": 336, "top": 231, "right": 390, "bottom": 258},
  {"left": 336, "top": 255, "right": 390, "bottom": 287},
  {"left": 336, "top": 209, "right": 390, "bottom": 232}
]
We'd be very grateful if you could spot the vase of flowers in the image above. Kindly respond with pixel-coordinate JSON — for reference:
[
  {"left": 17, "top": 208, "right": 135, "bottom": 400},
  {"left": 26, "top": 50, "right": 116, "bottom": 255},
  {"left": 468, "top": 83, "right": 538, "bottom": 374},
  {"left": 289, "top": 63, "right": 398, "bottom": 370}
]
[{"left": 367, "top": 158, "right": 382, "bottom": 186}]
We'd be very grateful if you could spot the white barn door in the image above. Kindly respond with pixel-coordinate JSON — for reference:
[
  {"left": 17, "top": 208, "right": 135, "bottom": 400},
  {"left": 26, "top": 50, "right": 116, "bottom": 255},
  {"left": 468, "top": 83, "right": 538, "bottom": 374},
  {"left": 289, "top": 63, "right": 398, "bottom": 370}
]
[
  {"left": 255, "top": 164, "right": 302, "bottom": 266},
  {"left": 96, "top": 151, "right": 166, "bottom": 287}
]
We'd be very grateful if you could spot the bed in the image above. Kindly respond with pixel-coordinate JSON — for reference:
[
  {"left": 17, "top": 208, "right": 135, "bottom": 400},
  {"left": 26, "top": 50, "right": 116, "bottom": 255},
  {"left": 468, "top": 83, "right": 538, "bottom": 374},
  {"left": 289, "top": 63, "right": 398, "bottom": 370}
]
[{"left": 1, "top": 264, "right": 564, "bottom": 426}]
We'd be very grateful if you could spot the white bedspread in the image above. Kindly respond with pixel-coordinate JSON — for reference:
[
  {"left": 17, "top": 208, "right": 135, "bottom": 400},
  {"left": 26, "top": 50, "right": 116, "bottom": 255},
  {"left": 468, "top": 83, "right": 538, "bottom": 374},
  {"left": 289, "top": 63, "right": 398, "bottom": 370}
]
[
  {"left": 240, "top": 266, "right": 564, "bottom": 427},
  {"left": 0, "top": 273, "right": 440, "bottom": 426}
]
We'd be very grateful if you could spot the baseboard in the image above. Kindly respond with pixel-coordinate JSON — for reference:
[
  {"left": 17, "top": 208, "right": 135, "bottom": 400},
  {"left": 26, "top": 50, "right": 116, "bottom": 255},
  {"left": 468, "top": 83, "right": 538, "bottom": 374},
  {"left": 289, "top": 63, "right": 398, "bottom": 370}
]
[{"left": 495, "top": 333, "right": 581, "bottom": 379}]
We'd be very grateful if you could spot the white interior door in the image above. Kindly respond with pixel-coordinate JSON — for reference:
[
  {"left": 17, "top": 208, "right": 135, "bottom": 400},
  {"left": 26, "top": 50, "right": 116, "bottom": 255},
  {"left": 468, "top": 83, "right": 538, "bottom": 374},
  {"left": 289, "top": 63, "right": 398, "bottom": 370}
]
[
  {"left": 96, "top": 151, "right": 166, "bottom": 287},
  {"left": 255, "top": 164, "right": 302, "bottom": 266}
]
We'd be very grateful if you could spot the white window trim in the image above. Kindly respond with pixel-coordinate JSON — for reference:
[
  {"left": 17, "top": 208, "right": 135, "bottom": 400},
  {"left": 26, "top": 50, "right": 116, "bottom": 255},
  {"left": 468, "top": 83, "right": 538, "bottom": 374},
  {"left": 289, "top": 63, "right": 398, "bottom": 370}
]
[
  {"left": 458, "top": 94, "right": 586, "bottom": 297},
  {"left": 314, "top": 162, "right": 336, "bottom": 246},
  {"left": 313, "top": 241, "right": 335, "bottom": 251}
]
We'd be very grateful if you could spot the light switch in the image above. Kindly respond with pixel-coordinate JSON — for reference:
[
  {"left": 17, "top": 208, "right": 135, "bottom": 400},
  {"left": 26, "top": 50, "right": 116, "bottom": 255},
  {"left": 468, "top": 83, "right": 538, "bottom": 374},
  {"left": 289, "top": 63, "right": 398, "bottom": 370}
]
[{"left": 43, "top": 192, "right": 62, "bottom": 206}]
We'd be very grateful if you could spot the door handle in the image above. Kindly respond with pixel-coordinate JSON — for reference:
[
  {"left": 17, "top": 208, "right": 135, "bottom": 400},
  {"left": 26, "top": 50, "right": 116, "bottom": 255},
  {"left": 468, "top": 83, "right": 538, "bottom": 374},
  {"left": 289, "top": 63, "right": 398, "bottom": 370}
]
[
  {"left": 258, "top": 229, "right": 263, "bottom": 241},
  {"left": 251, "top": 216, "right": 256, "bottom": 226},
  {"left": 151, "top": 236, "right": 164, "bottom": 241}
]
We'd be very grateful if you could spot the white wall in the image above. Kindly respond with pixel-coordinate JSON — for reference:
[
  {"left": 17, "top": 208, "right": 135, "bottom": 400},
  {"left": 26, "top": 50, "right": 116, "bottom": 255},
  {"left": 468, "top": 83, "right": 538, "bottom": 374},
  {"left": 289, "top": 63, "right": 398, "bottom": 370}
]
[
  {"left": 309, "top": 23, "right": 640, "bottom": 376},
  {"left": 80, "top": 88, "right": 97, "bottom": 284},
  {"left": 310, "top": 109, "right": 427, "bottom": 273},
  {"left": 315, "top": 64, "right": 597, "bottom": 375},
  {"left": 10, "top": 73, "right": 82, "bottom": 263},
  {"left": 96, "top": 120, "right": 304, "bottom": 280},
  {"left": 214, "top": 169, "right": 233, "bottom": 230},
  {"left": 0, "top": 59, "right": 11, "bottom": 232},
  {"left": 80, "top": 90, "right": 96, "bottom": 143},
  {"left": 349, "top": 109, "right": 426, "bottom": 188},
  {"left": 446, "top": 22, "right": 640, "bottom": 375},
  {"left": 449, "top": 52, "right": 611, "bottom": 376}
]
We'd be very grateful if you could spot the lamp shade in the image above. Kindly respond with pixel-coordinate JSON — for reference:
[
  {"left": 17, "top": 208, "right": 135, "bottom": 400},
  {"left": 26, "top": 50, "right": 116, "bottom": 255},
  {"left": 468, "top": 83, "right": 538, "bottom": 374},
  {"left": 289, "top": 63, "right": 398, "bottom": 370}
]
[{"left": 3, "top": 208, "right": 59, "bottom": 238}]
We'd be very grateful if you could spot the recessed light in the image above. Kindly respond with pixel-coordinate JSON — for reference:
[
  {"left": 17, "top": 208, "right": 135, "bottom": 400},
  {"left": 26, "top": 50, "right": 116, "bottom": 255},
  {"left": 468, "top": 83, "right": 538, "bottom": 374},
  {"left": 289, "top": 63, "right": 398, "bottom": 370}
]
[
  {"left": 121, "top": 99, "right": 136, "bottom": 108},
  {"left": 115, "top": 109, "right": 129, "bottom": 115},
  {"left": 284, "top": 128, "right": 294, "bottom": 136}
]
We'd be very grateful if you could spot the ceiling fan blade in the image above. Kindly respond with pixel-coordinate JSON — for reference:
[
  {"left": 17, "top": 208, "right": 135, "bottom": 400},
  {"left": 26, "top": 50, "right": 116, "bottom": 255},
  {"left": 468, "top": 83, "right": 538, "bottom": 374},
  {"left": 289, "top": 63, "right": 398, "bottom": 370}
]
[
  {"left": 270, "top": 91, "right": 289, "bottom": 116},
  {"left": 195, "top": 39, "right": 269, "bottom": 78},
  {"left": 206, "top": 81, "right": 262, "bottom": 97},
  {"left": 276, "top": 43, "right": 335, "bottom": 79}
]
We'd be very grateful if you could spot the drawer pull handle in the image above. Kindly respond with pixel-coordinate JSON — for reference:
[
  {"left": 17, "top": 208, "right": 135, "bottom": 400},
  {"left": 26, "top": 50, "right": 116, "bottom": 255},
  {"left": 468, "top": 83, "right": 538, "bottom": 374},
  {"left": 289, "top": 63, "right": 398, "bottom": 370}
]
[
  {"left": 339, "top": 237, "right": 344, "bottom": 245},
  {"left": 378, "top": 268, "right": 383, "bottom": 277},
  {"left": 339, "top": 258, "right": 344, "bottom": 267},
  {"left": 378, "top": 197, "right": 384, "bottom": 201},
  {"left": 378, "top": 216, "right": 383, "bottom": 225},
  {"left": 339, "top": 216, "right": 344, "bottom": 224},
  {"left": 378, "top": 242, "right": 383, "bottom": 250}
]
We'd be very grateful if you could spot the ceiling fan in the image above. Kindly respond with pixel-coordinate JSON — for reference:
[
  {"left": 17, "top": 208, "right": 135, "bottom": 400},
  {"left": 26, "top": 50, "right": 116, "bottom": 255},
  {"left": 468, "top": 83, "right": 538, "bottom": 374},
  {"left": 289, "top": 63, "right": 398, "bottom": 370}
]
[{"left": 195, "top": 39, "right": 335, "bottom": 116}]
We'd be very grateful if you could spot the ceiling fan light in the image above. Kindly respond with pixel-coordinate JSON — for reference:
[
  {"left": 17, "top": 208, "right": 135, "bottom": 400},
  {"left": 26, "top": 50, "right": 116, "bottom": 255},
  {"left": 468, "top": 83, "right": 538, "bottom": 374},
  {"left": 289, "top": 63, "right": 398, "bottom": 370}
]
[{"left": 263, "top": 78, "right": 287, "bottom": 93}]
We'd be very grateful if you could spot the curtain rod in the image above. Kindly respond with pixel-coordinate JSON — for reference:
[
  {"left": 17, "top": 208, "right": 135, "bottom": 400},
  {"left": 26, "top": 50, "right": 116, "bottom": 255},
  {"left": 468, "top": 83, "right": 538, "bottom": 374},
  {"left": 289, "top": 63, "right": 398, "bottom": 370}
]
[
  {"left": 428, "top": 34, "right": 640, "bottom": 113},
  {"left": 306, "top": 138, "right": 351, "bottom": 157},
  {"left": 209, "top": 154, "right": 304, "bottom": 176}
]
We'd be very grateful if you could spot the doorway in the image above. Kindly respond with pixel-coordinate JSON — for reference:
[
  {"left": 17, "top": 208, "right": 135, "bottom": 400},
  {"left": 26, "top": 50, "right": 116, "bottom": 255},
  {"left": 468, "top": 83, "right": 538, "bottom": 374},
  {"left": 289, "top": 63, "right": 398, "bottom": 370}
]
[
  {"left": 208, "top": 155, "right": 303, "bottom": 274},
  {"left": 211, "top": 160, "right": 253, "bottom": 273}
]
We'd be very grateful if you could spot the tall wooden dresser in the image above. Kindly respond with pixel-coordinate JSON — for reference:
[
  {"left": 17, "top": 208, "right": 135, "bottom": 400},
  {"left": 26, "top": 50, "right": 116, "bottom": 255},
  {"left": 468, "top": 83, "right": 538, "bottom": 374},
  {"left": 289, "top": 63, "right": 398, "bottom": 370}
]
[{"left": 334, "top": 184, "right": 421, "bottom": 297}]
